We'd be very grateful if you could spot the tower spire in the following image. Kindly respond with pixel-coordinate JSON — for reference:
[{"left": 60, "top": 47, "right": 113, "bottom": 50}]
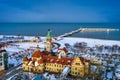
[
  {"left": 46, "top": 29, "right": 52, "bottom": 52},
  {"left": 47, "top": 29, "right": 51, "bottom": 39}
]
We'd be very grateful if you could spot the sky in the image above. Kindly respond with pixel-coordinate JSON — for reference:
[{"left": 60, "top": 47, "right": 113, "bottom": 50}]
[{"left": 0, "top": 0, "right": 120, "bottom": 23}]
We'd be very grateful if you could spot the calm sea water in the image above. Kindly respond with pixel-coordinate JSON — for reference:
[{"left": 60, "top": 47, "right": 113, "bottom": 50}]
[{"left": 0, "top": 23, "right": 120, "bottom": 40}]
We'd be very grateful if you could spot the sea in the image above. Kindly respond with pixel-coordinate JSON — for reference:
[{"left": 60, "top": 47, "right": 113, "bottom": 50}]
[{"left": 0, "top": 23, "right": 120, "bottom": 41}]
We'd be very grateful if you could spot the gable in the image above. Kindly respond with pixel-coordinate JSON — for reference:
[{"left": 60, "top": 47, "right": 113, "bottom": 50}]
[{"left": 72, "top": 57, "right": 83, "bottom": 66}]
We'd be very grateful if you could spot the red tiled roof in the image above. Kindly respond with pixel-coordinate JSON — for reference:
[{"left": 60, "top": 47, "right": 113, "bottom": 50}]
[
  {"left": 43, "top": 55, "right": 73, "bottom": 65},
  {"left": 23, "top": 57, "right": 29, "bottom": 61},
  {"left": 32, "top": 61, "right": 35, "bottom": 65},
  {"left": 79, "top": 57, "right": 90, "bottom": 64},
  {"left": 37, "top": 59, "right": 43, "bottom": 64},
  {"left": 41, "top": 51, "right": 50, "bottom": 55},
  {"left": 58, "top": 47, "right": 67, "bottom": 53},
  {"left": 32, "top": 50, "right": 42, "bottom": 58},
  {"left": 27, "top": 47, "right": 89, "bottom": 66}
]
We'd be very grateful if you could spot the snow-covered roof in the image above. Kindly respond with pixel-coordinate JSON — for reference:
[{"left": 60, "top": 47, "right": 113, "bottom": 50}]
[
  {"left": 28, "top": 61, "right": 33, "bottom": 66},
  {"left": 35, "top": 61, "right": 39, "bottom": 66},
  {"left": 6, "top": 48, "right": 21, "bottom": 53},
  {"left": 107, "top": 71, "right": 113, "bottom": 79}
]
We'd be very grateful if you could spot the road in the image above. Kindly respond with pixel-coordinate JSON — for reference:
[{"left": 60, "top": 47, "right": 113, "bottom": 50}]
[{"left": 0, "top": 64, "right": 22, "bottom": 80}]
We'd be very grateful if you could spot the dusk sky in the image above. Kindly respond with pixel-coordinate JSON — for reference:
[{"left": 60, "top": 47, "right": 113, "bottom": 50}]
[{"left": 0, "top": 0, "right": 120, "bottom": 23}]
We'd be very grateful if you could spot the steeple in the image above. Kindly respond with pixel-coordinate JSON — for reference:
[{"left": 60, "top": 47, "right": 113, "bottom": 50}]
[
  {"left": 46, "top": 29, "right": 52, "bottom": 52},
  {"left": 46, "top": 29, "right": 51, "bottom": 39}
]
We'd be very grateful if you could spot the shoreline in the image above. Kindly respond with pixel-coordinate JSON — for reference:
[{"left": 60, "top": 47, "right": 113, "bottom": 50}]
[
  {"left": 1, "top": 35, "right": 120, "bottom": 48},
  {"left": 0, "top": 34, "right": 120, "bottom": 41},
  {"left": 69, "top": 36, "right": 120, "bottom": 41}
]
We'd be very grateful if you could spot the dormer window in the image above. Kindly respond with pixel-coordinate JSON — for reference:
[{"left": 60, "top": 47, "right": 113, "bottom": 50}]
[
  {"left": 50, "top": 59, "right": 54, "bottom": 62},
  {"left": 67, "top": 60, "right": 71, "bottom": 63},
  {"left": 67, "top": 60, "right": 71, "bottom": 64},
  {"left": 56, "top": 59, "right": 59, "bottom": 63}
]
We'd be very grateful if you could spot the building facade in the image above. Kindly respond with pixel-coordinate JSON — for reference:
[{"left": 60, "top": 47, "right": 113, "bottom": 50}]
[
  {"left": 0, "top": 50, "right": 8, "bottom": 71},
  {"left": 22, "top": 49, "right": 90, "bottom": 77}
]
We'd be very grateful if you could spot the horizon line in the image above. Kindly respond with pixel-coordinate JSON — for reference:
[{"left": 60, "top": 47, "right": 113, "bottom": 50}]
[{"left": 0, "top": 22, "right": 120, "bottom": 23}]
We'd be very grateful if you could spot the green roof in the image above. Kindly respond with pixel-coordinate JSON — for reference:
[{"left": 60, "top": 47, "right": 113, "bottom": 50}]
[{"left": 46, "top": 29, "right": 51, "bottom": 38}]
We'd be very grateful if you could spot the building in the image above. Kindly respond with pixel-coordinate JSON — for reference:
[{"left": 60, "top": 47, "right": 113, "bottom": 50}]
[
  {"left": 22, "top": 30, "right": 90, "bottom": 77},
  {"left": 0, "top": 50, "right": 8, "bottom": 72},
  {"left": 57, "top": 47, "right": 67, "bottom": 57},
  {"left": 46, "top": 29, "right": 52, "bottom": 52}
]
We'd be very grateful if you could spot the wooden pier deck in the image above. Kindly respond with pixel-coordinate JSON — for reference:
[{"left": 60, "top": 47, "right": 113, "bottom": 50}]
[{"left": 58, "top": 28, "right": 119, "bottom": 37}]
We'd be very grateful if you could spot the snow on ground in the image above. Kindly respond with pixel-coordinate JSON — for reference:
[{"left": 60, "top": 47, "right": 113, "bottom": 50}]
[
  {"left": 0, "top": 35, "right": 3, "bottom": 38},
  {"left": 24, "top": 36, "right": 36, "bottom": 40},
  {"left": 58, "top": 37, "right": 120, "bottom": 47},
  {"left": 6, "top": 48, "right": 24, "bottom": 55},
  {"left": 14, "top": 42, "right": 45, "bottom": 49},
  {"left": 7, "top": 75, "right": 15, "bottom": 80},
  {"left": 8, "top": 57, "right": 18, "bottom": 66},
  {"left": 24, "top": 36, "right": 45, "bottom": 41},
  {"left": 107, "top": 71, "right": 113, "bottom": 79}
]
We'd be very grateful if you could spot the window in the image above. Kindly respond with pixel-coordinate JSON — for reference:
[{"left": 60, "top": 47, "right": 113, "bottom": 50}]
[
  {"left": 75, "top": 68, "right": 77, "bottom": 70},
  {"left": 0, "top": 58, "right": 2, "bottom": 61},
  {"left": 0, "top": 63, "right": 2, "bottom": 66},
  {"left": 75, "top": 72, "right": 77, "bottom": 74},
  {"left": 76, "top": 63, "right": 80, "bottom": 65},
  {"left": 72, "top": 72, "right": 74, "bottom": 74}
]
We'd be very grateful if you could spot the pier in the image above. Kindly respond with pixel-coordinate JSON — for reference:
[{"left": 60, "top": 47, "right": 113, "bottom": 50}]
[{"left": 59, "top": 28, "right": 119, "bottom": 37}]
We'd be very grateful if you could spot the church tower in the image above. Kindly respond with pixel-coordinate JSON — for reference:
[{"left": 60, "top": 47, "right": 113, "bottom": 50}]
[{"left": 46, "top": 29, "right": 51, "bottom": 52}]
